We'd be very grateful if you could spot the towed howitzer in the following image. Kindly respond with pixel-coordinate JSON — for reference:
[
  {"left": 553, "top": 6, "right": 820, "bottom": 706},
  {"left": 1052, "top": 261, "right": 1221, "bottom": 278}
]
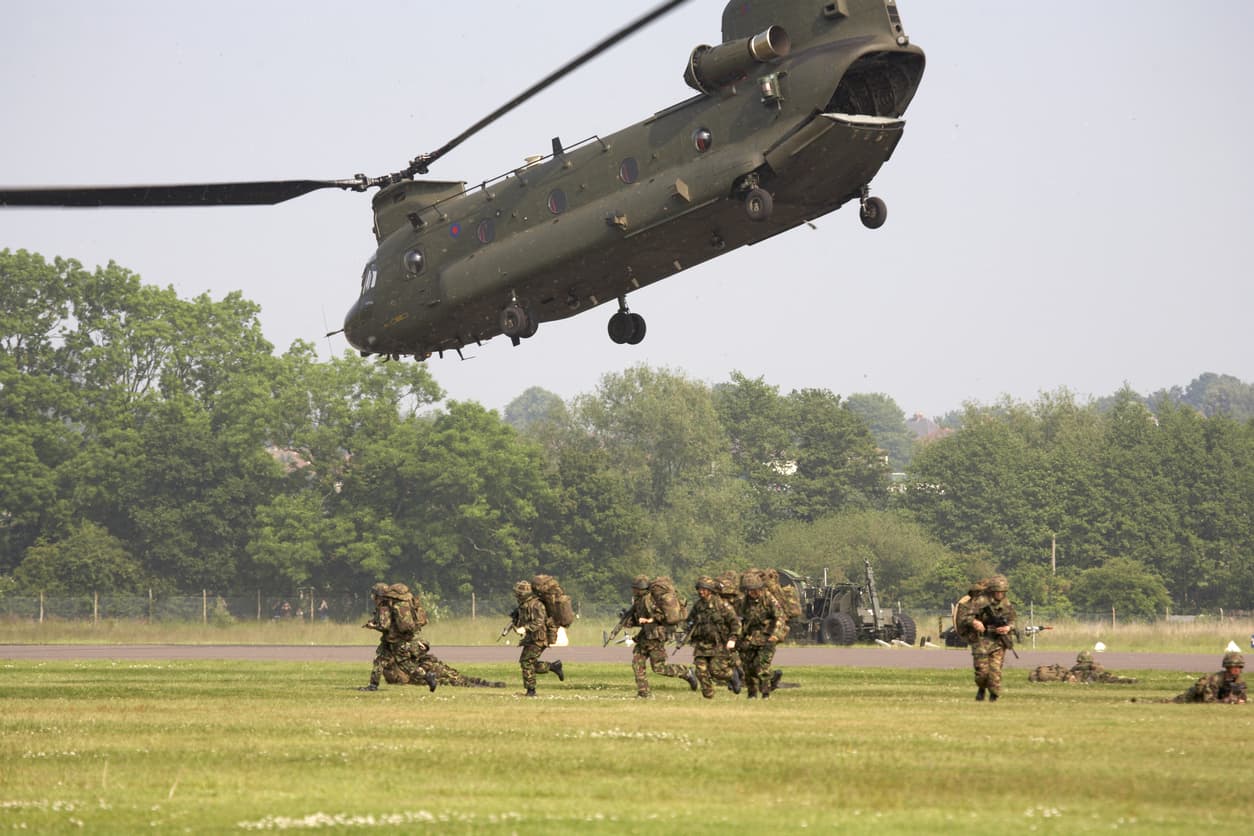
[{"left": 603, "top": 608, "right": 632, "bottom": 647}]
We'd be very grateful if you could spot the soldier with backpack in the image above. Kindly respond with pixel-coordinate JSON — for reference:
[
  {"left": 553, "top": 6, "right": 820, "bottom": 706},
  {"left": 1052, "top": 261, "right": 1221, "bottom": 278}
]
[
  {"left": 955, "top": 574, "right": 1016, "bottom": 702},
  {"left": 736, "top": 573, "right": 786, "bottom": 699},
  {"left": 625, "top": 575, "right": 698, "bottom": 698},
  {"left": 360, "top": 582, "right": 437, "bottom": 692},
  {"left": 510, "top": 579, "right": 565, "bottom": 697},
  {"left": 683, "top": 576, "right": 742, "bottom": 699}
]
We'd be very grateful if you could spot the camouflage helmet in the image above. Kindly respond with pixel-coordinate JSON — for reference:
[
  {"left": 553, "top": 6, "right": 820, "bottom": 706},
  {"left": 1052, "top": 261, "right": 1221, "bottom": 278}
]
[
  {"left": 631, "top": 575, "right": 650, "bottom": 591},
  {"left": 695, "top": 576, "right": 718, "bottom": 592},
  {"left": 741, "top": 574, "right": 764, "bottom": 591},
  {"left": 717, "top": 570, "right": 741, "bottom": 596},
  {"left": 1076, "top": 650, "right": 1093, "bottom": 664},
  {"left": 986, "top": 575, "right": 1009, "bottom": 593},
  {"left": 370, "top": 582, "right": 389, "bottom": 598},
  {"left": 1222, "top": 651, "right": 1244, "bottom": 669},
  {"left": 513, "top": 580, "right": 533, "bottom": 599},
  {"left": 389, "top": 583, "right": 410, "bottom": 598}
]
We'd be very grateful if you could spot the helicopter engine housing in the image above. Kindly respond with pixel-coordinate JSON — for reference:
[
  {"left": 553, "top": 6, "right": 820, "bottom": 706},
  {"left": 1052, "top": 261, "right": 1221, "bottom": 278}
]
[{"left": 683, "top": 25, "right": 790, "bottom": 94}]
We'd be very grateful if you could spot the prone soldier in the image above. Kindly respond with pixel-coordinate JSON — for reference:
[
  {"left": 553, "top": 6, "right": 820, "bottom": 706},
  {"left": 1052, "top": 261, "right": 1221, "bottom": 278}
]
[{"left": 1171, "top": 652, "right": 1246, "bottom": 704}]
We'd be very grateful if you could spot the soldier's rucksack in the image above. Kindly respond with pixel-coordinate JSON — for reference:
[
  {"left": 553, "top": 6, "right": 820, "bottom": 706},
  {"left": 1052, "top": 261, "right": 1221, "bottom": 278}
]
[
  {"left": 951, "top": 579, "right": 987, "bottom": 642},
  {"left": 648, "top": 576, "right": 685, "bottom": 626},
  {"left": 530, "top": 573, "right": 575, "bottom": 628},
  {"left": 1029, "top": 664, "right": 1072, "bottom": 683},
  {"left": 386, "top": 584, "right": 419, "bottom": 635},
  {"left": 764, "top": 568, "right": 802, "bottom": 619}
]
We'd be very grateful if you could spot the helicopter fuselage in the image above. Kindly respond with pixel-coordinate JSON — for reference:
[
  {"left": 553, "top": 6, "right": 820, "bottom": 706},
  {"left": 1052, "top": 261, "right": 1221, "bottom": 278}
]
[{"left": 343, "top": 0, "right": 924, "bottom": 359}]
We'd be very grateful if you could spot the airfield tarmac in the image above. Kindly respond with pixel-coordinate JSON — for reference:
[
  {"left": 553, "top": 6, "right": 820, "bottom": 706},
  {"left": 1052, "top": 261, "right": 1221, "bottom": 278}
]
[{"left": 0, "top": 644, "right": 1221, "bottom": 672}]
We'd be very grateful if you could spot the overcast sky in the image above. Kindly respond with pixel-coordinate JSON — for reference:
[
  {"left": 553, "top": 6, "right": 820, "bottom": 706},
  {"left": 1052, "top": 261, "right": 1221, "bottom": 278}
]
[{"left": 3, "top": 1, "right": 1251, "bottom": 419}]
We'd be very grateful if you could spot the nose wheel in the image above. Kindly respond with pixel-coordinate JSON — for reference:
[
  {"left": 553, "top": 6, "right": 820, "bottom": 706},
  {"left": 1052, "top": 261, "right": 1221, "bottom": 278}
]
[
  {"left": 607, "top": 297, "right": 646, "bottom": 345},
  {"left": 500, "top": 301, "right": 538, "bottom": 346}
]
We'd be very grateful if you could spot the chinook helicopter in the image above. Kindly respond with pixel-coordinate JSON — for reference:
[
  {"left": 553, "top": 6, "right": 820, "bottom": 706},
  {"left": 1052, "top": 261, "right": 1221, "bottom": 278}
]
[{"left": 1, "top": 0, "right": 924, "bottom": 361}]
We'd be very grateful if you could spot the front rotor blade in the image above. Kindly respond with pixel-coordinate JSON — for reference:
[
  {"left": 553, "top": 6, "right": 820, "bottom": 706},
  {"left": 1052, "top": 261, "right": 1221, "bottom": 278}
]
[{"left": 0, "top": 178, "right": 360, "bottom": 208}]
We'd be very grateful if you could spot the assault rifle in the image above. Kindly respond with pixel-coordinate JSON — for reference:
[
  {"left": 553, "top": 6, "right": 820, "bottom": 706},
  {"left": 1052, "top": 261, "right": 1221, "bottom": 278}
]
[
  {"left": 602, "top": 608, "right": 632, "bottom": 647},
  {"left": 670, "top": 627, "right": 693, "bottom": 657},
  {"left": 498, "top": 607, "right": 520, "bottom": 642},
  {"left": 984, "top": 612, "right": 1018, "bottom": 658},
  {"left": 1023, "top": 625, "right": 1053, "bottom": 635}
]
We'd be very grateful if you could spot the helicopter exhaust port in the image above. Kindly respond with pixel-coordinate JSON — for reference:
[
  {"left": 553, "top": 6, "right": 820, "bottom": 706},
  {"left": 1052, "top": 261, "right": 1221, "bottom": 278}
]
[{"left": 683, "top": 25, "right": 790, "bottom": 94}]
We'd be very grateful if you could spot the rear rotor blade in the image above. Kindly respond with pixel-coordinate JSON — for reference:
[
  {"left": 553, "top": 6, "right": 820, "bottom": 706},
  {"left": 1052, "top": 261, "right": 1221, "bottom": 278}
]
[
  {"left": 0, "top": 178, "right": 367, "bottom": 208},
  {"left": 403, "top": 0, "right": 693, "bottom": 176}
]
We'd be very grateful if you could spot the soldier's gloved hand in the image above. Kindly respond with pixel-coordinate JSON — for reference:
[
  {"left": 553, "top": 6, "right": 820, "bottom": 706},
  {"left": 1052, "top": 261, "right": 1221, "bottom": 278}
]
[
  {"left": 726, "top": 639, "right": 736, "bottom": 651},
  {"left": 971, "top": 619, "right": 985, "bottom": 633},
  {"left": 994, "top": 625, "right": 1011, "bottom": 635},
  {"left": 639, "top": 617, "right": 653, "bottom": 624}
]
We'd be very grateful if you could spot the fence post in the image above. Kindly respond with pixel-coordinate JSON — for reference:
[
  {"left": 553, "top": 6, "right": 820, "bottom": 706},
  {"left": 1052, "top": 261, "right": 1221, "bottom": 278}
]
[
  {"left": 257, "top": 589, "right": 261, "bottom": 621},
  {"left": 149, "top": 588, "right": 154, "bottom": 623},
  {"left": 1111, "top": 606, "right": 1116, "bottom": 630},
  {"left": 93, "top": 591, "right": 99, "bottom": 625},
  {"left": 39, "top": 590, "right": 44, "bottom": 624},
  {"left": 471, "top": 590, "right": 476, "bottom": 621},
  {"left": 203, "top": 590, "right": 208, "bottom": 624}
]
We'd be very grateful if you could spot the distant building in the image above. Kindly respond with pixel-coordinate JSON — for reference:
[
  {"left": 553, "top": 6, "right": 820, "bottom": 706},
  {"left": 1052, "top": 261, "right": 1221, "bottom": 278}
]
[{"left": 905, "top": 412, "right": 951, "bottom": 443}]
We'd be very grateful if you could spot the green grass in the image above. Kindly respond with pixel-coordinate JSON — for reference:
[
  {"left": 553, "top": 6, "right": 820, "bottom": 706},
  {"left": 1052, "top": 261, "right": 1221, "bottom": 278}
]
[{"left": 0, "top": 660, "right": 1248, "bottom": 833}]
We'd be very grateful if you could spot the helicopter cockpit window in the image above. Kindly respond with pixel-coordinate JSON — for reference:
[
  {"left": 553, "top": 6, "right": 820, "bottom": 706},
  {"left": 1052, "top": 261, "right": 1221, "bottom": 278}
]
[
  {"left": 547, "top": 189, "right": 567, "bottom": 215},
  {"left": 618, "top": 157, "right": 638, "bottom": 184},
  {"left": 693, "top": 128, "right": 713, "bottom": 152},
  {"left": 403, "top": 248, "right": 425, "bottom": 276},
  {"left": 360, "top": 260, "right": 378, "bottom": 292},
  {"left": 477, "top": 219, "right": 495, "bottom": 244}
]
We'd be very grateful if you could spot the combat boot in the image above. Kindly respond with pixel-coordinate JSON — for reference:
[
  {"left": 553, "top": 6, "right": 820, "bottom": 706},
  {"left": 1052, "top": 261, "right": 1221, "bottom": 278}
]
[
  {"left": 636, "top": 691, "right": 652, "bottom": 699},
  {"left": 424, "top": 672, "right": 438, "bottom": 692},
  {"left": 551, "top": 659, "right": 565, "bottom": 682},
  {"left": 988, "top": 691, "right": 999, "bottom": 702},
  {"left": 682, "top": 668, "right": 699, "bottom": 691},
  {"left": 357, "top": 683, "right": 378, "bottom": 692},
  {"left": 976, "top": 687, "right": 986, "bottom": 701},
  {"left": 730, "top": 667, "right": 743, "bottom": 695},
  {"left": 771, "top": 669, "right": 783, "bottom": 690},
  {"left": 525, "top": 688, "right": 537, "bottom": 697}
]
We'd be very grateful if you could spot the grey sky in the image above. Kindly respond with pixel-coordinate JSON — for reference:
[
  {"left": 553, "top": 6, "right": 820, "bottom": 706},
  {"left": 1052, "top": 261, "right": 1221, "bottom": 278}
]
[{"left": 3, "top": 1, "right": 1251, "bottom": 418}]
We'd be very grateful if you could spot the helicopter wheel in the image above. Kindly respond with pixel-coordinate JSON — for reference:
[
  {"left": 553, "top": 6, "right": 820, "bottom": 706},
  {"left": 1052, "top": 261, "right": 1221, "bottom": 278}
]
[
  {"left": 625, "top": 312, "right": 646, "bottom": 345},
  {"left": 499, "top": 302, "right": 534, "bottom": 340},
  {"left": 743, "top": 187, "right": 774, "bottom": 222},
  {"left": 607, "top": 310, "right": 632, "bottom": 344},
  {"left": 859, "top": 195, "right": 887, "bottom": 229}
]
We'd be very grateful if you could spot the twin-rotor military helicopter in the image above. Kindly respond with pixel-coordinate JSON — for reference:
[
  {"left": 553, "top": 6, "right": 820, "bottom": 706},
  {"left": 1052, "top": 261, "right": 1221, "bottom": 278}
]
[{"left": 1, "top": 0, "right": 925, "bottom": 362}]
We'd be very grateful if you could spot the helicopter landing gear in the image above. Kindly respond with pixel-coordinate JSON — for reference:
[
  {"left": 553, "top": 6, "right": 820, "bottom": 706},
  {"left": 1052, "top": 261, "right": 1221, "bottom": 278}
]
[
  {"left": 607, "top": 298, "right": 646, "bottom": 345},
  {"left": 858, "top": 189, "right": 887, "bottom": 229},
  {"left": 500, "top": 301, "right": 538, "bottom": 344},
  {"left": 743, "top": 186, "right": 774, "bottom": 222}
]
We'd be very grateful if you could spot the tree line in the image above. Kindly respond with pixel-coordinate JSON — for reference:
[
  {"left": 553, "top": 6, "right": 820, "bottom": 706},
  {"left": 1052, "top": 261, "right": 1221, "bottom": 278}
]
[{"left": 2, "top": 250, "right": 1251, "bottom": 617}]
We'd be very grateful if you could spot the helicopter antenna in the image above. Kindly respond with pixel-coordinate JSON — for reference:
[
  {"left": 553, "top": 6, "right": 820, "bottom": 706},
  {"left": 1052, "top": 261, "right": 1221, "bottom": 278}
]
[{"left": 398, "top": 0, "right": 693, "bottom": 178}]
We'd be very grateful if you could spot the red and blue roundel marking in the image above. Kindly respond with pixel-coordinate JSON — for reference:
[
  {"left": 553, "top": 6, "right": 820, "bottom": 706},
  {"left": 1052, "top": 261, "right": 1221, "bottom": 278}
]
[{"left": 449, "top": 222, "right": 461, "bottom": 238}]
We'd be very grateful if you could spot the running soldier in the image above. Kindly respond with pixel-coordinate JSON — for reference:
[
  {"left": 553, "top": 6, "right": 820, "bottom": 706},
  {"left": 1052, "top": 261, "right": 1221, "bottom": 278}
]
[
  {"left": 737, "top": 573, "right": 786, "bottom": 699},
  {"left": 1171, "top": 652, "right": 1246, "bottom": 703},
  {"left": 511, "top": 580, "right": 564, "bottom": 697},
  {"left": 956, "top": 574, "right": 1016, "bottom": 701},
  {"left": 683, "top": 576, "right": 742, "bottom": 699},
  {"left": 360, "top": 582, "right": 437, "bottom": 692},
  {"left": 626, "top": 575, "right": 698, "bottom": 698}
]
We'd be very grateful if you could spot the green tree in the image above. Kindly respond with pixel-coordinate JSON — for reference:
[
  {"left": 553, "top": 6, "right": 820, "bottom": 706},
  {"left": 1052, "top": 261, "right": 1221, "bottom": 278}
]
[
  {"left": 845, "top": 392, "right": 916, "bottom": 470},
  {"left": 783, "top": 388, "right": 889, "bottom": 521},
  {"left": 1069, "top": 557, "right": 1171, "bottom": 621},
  {"left": 15, "top": 521, "right": 144, "bottom": 593}
]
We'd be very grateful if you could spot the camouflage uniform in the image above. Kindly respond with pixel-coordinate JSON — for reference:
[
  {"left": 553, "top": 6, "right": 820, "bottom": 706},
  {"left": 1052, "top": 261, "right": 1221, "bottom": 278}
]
[
  {"left": 957, "top": 575, "right": 1016, "bottom": 701},
  {"left": 512, "top": 580, "right": 563, "bottom": 696},
  {"left": 717, "top": 571, "right": 747, "bottom": 686},
  {"left": 361, "top": 583, "right": 435, "bottom": 691},
  {"left": 628, "top": 576, "right": 696, "bottom": 697},
  {"left": 1171, "top": 652, "right": 1247, "bottom": 703},
  {"left": 684, "top": 577, "right": 742, "bottom": 699},
  {"left": 737, "top": 577, "right": 786, "bottom": 698},
  {"left": 377, "top": 639, "right": 505, "bottom": 688},
  {"left": 1069, "top": 651, "right": 1137, "bottom": 685}
]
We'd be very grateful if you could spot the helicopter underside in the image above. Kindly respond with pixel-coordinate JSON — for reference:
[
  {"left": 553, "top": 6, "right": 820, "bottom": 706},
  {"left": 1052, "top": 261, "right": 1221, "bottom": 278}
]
[{"left": 396, "top": 111, "right": 906, "bottom": 358}]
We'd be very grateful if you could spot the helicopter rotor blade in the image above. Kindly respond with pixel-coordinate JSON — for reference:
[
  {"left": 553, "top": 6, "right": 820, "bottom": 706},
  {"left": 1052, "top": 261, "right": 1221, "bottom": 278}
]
[
  {"left": 0, "top": 177, "right": 371, "bottom": 209},
  {"left": 401, "top": 0, "right": 693, "bottom": 177}
]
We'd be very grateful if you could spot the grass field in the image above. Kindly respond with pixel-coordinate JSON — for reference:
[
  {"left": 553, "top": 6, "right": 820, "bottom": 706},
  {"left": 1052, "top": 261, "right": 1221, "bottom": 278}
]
[{"left": 1, "top": 659, "right": 1248, "bottom": 833}]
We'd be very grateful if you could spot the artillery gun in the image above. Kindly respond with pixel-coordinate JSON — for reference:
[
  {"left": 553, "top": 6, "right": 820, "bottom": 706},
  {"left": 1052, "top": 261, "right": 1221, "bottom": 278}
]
[{"left": 777, "top": 561, "right": 916, "bottom": 646}]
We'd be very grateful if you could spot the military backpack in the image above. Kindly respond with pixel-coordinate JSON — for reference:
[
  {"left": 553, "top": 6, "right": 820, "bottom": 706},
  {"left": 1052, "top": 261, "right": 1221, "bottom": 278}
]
[{"left": 530, "top": 573, "right": 575, "bottom": 628}]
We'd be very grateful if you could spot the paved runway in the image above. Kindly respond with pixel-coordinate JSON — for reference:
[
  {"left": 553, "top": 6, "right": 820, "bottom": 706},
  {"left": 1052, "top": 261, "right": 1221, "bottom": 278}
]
[{"left": 0, "top": 644, "right": 1221, "bottom": 672}]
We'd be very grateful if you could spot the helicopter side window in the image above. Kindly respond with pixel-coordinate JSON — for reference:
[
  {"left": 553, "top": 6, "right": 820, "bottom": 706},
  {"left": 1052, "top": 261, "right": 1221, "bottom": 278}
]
[
  {"left": 547, "top": 189, "right": 567, "bottom": 215},
  {"left": 693, "top": 128, "right": 713, "bottom": 152},
  {"left": 618, "top": 157, "right": 638, "bottom": 184},
  {"left": 360, "top": 260, "right": 378, "bottom": 292},
  {"left": 403, "top": 248, "right": 424, "bottom": 276}
]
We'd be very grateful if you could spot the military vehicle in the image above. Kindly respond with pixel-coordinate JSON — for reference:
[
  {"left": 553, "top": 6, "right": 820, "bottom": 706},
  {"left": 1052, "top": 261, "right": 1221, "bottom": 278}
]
[
  {"left": 1, "top": 0, "right": 925, "bottom": 361},
  {"left": 778, "top": 561, "right": 916, "bottom": 645}
]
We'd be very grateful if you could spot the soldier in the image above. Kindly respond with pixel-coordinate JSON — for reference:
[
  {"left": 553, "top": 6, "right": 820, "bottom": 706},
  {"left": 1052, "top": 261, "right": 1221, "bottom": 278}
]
[
  {"left": 626, "top": 575, "right": 698, "bottom": 698},
  {"left": 956, "top": 574, "right": 1016, "bottom": 701},
  {"left": 737, "top": 573, "right": 786, "bottom": 699},
  {"left": 376, "top": 638, "right": 507, "bottom": 688},
  {"left": 683, "top": 576, "right": 742, "bottom": 699},
  {"left": 716, "top": 570, "right": 747, "bottom": 691},
  {"left": 1069, "top": 650, "right": 1137, "bottom": 684},
  {"left": 360, "top": 582, "right": 437, "bottom": 692},
  {"left": 511, "top": 580, "right": 564, "bottom": 697},
  {"left": 1171, "top": 652, "right": 1247, "bottom": 704}
]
